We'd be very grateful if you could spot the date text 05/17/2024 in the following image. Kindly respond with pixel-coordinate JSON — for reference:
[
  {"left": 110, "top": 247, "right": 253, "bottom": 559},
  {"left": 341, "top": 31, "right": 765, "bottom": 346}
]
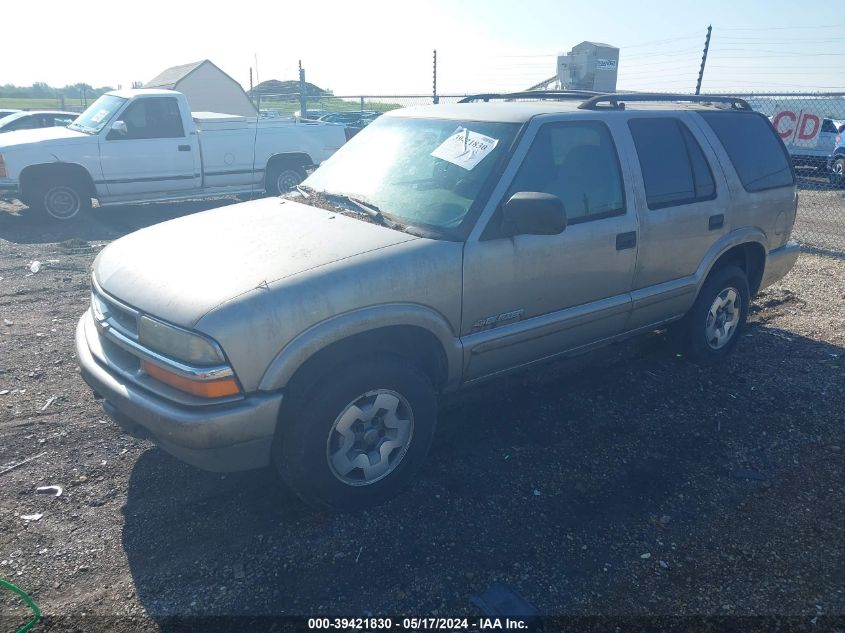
[{"left": 307, "top": 617, "right": 529, "bottom": 630}]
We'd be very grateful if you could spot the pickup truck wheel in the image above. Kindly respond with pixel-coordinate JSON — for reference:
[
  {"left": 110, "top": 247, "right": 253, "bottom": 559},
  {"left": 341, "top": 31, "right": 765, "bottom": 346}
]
[
  {"left": 35, "top": 181, "right": 91, "bottom": 220},
  {"left": 274, "top": 356, "right": 437, "bottom": 511},
  {"left": 829, "top": 157, "right": 845, "bottom": 188},
  {"left": 679, "top": 265, "right": 749, "bottom": 363},
  {"left": 267, "top": 164, "right": 306, "bottom": 195}
]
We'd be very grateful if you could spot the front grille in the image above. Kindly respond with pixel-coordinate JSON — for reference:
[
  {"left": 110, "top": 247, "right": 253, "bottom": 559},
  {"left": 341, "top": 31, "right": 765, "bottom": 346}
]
[{"left": 91, "top": 284, "right": 139, "bottom": 339}]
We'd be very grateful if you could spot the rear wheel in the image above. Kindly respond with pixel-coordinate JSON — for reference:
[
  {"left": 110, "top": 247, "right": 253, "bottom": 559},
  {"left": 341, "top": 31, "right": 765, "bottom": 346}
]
[
  {"left": 676, "top": 265, "right": 750, "bottom": 363},
  {"left": 32, "top": 179, "right": 91, "bottom": 220},
  {"left": 273, "top": 356, "right": 437, "bottom": 511},
  {"left": 829, "top": 156, "right": 845, "bottom": 188},
  {"left": 266, "top": 162, "right": 307, "bottom": 196}
]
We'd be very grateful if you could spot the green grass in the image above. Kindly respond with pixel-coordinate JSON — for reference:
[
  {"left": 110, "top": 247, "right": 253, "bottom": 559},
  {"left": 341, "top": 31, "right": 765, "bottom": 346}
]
[
  {"left": 0, "top": 95, "right": 406, "bottom": 116},
  {"left": 0, "top": 97, "right": 88, "bottom": 111},
  {"left": 255, "top": 96, "right": 402, "bottom": 116}
]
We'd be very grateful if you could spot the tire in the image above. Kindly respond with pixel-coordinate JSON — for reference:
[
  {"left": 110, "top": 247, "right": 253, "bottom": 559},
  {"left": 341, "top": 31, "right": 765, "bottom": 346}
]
[
  {"left": 829, "top": 156, "right": 845, "bottom": 188},
  {"left": 274, "top": 356, "right": 437, "bottom": 511},
  {"left": 677, "top": 265, "right": 750, "bottom": 363},
  {"left": 32, "top": 179, "right": 91, "bottom": 220},
  {"left": 266, "top": 162, "right": 307, "bottom": 196}
]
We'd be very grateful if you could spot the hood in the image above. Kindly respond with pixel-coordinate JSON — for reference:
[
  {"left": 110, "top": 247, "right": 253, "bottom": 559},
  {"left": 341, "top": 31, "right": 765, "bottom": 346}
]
[
  {"left": 93, "top": 197, "right": 418, "bottom": 327},
  {"left": 0, "top": 126, "right": 89, "bottom": 150}
]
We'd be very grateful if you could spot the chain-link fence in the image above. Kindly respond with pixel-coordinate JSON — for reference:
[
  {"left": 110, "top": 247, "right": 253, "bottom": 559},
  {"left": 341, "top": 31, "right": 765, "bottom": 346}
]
[
  {"left": 255, "top": 90, "right": 845, "bottom": 253},
  {"left": 734, "top": 93, "right": 845, "bottom": 253}
]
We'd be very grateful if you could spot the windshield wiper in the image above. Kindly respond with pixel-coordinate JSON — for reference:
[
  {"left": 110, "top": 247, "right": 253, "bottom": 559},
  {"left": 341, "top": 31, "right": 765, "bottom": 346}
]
[
  {"left": 68, "top": 122, "right": 96, "bottom": 135},
  {"left": 321, "top": 191, "right": 402, "bottom": 230}
]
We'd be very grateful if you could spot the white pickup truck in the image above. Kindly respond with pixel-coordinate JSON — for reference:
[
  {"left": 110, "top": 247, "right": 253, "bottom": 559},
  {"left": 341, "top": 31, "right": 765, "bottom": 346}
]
[{"left": 0, "top": 89, "right": 347, "bottom": 220}]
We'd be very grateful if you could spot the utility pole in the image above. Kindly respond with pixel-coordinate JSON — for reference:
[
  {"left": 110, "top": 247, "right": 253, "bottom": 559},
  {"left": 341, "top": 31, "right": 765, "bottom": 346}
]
[
  {"left": 695, "top": 25, "right": 712, "bottom": 95},
  {"left": 299, "top": 60, "right": 307, "bottom": 119},
  {"left": 432, "top": 49, "right": 438, "bottom": 104}
]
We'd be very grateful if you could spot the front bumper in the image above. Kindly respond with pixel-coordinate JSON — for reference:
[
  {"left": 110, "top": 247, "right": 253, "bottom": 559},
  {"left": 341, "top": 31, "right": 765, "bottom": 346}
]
[
  {"left": 760, "top": 241, "right": 800, "bottom": 290},
  {"left": 0, "top": 181, "right": 19, "bottom": 200},
  {"left": 75, "top": 311, "right": 282, "bottom": 472}
]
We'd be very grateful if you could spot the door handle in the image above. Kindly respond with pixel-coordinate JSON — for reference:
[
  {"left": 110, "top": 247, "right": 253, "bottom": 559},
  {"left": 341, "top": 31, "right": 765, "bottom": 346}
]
[
  {"left": 616, "top": 231, "right": 637, "bottom": 251},
  {"left": 178, "top": 144, "right": 192, "bottom": 152},
  {"left": 709, "top": 214, "right": 724, "bottom": 230}
]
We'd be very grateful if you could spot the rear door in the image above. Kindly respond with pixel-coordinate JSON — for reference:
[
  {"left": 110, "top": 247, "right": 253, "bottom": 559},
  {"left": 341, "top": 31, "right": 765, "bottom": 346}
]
[
  {"left": 625, "top": 114, "right": 729, "bottom": 330},
  {"left": 98, "top": 96, "right": 200, "bottom": 198}
]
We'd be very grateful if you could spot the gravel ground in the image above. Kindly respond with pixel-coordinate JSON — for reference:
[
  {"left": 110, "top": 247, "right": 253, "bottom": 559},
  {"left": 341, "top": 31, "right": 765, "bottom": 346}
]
[{"left": 0, "top": 199, "right": 843, "bottom": 632}]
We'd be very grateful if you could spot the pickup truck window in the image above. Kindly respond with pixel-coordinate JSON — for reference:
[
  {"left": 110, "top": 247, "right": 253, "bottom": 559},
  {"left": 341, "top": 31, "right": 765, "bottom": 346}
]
[
  {"left": 628, "top": 117, "right": 716, "bottom": 209},
  {"left": 69, "top": 94, "right": 126, "bottom": 133},
  {"left": 302, "top": 116, "right": 519, "bottom": 235},
  {"left": 114, "top": 97, "right": 185, "bottom": 140},
  {"left": 505, "top": 120, "right": 625, "bottom": 223}
]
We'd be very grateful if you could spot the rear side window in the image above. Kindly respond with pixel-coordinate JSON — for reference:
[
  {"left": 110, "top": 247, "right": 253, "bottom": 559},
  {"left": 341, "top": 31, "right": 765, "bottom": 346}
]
[
  {"left": 628, "top": 118, "right": 716, "bottom": 209},
  {"left": 699, "top": 111, "right": 794, "bottom": 192}
]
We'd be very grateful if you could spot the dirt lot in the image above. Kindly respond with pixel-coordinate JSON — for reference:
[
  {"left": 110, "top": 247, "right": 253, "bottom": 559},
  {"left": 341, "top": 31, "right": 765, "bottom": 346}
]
[{"left": 0, "top": 198, "right": 843, "bottom": 632}]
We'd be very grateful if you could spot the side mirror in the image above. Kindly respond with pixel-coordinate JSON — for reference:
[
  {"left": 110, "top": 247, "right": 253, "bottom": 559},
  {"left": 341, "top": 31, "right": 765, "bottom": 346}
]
[
  {"left": 502, "top": 192, "right": 567, "bottom": 236},
  {"left": 107, "top": 120, "right": 128, "bottom": 139}
]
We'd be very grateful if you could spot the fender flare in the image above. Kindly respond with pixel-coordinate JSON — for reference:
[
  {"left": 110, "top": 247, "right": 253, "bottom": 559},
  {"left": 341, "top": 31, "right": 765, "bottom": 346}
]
[
  {"left": 19, "top": 161, "right": 97, "bottom": 200},
  {"left": 258, "top": 303, "right": 463, "bottom": 392},
  {"left": 694, "top": 227, "right": 768, "bottom": 293}
]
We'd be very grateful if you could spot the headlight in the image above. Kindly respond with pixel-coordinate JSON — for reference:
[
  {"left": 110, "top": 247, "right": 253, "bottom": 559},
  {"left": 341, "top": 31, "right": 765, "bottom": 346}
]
[{"left": 137, "top": 315, "right": 225, "bottom": 366}]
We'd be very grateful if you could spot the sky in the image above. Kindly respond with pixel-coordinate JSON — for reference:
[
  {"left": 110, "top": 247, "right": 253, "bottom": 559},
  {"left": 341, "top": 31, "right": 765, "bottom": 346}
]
[{"left": 2, "top": 0, "right": 843, "bottom": 95}]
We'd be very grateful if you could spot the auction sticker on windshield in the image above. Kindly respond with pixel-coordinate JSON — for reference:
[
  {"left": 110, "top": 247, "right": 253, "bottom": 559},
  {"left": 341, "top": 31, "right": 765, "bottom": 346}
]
[
  {"left": 90, "top": 109, "right": 110, "bottom": 124},
  {"left": 431, "top": 127, "right": 499, "bottom": 170}
]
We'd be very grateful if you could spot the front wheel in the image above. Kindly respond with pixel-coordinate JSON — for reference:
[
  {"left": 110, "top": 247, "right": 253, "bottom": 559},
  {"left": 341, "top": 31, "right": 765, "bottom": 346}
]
[
  {"left": 266, "top": 163, "right": 307, "bottom": 196},
  {"left": 829, "top": 157, "right": 845, "bottom": 188},
  {"left": 33, "top": 180, "right": 92, "bottom": 220},
  {"left": 676, "top": 265, "right": 750, "bottom": 363},
  {"left": 273, "top": 356, "right": 437, "bottom": 511}
]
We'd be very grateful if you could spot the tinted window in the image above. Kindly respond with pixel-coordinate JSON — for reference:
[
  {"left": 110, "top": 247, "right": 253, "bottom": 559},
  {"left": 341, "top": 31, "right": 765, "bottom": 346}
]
[
  {"left": 507, "top": 121, "right": 625, "bottom": 222},
  {"left": 5, "top": 116, "right": 38, "bottom": 131},
  {"left": 821, "top": 119, "right": 838, "bottom": 134},
  {"left": 699, "top": 111, "right": 794, "bottom": 192},
  {"left": 116, "top": 97, "right": 185, "bottom": 139},
  {"left": 629, "top": 118, "right": 716, "bottom": 209}
]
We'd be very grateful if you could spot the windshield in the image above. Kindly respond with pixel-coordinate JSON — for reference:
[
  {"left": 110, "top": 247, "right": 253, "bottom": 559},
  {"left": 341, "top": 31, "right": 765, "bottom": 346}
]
[
  {"left": 303, "top": 116, "right": 520, "bottom": 235},
  {"left": 68, "top": 95, "right": 127, "bottom": 134}
]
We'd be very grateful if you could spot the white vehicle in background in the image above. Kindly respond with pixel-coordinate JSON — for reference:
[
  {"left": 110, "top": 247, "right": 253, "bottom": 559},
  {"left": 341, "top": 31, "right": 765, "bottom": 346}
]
[
  {"left": 0, "top": 110, "right": 78, "bottom": 133},
  {"left": 0, "top": 89, "right": 347, "bottom": 220},
  {"left": 779, "top": 117, "right": 845, "bottom": 170}
]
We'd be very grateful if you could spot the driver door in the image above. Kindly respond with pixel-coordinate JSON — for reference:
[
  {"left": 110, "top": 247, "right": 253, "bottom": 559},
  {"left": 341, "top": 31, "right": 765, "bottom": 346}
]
[
  {"left": 99, "top": 96, "right": 199, "bottom": 198},
  {"left": 461, "top": 118, "right": 639, "bottom": 381}
]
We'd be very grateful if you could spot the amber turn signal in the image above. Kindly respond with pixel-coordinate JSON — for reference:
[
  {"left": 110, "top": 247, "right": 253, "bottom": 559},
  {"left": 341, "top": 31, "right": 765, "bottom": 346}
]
[{"left": 142, "top": 361, "right": 241, "bottom": 398}]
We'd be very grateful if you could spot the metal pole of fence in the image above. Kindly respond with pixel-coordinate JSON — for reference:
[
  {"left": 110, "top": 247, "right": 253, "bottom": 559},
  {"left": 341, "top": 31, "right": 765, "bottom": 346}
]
[
  {"left": 299, "top": 60, "right": 307, "bottom": 119},
  {"left": 360, "top": 96, "right": 364, "bottom": 112},
  {"left": 433, "top": 49, "right": 439, "bottom": 104},
  {"left": 695, "top": 25, "right": 712, "bottom": 95}
]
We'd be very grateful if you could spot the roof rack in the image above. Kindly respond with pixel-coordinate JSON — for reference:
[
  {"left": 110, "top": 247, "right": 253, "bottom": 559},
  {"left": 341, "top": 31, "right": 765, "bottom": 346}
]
[
  {"left": 578, "top": 93, "right": 752, "bottom": 111},
  {"left": 458, "top": 90, "right": 605, "bottom": 103}
]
